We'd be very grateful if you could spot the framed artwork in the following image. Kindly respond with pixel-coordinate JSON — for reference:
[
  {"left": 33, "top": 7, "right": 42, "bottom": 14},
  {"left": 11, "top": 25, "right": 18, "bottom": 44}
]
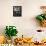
[{"left": 13, "top": 6, "right": 22, "bottom": 17}]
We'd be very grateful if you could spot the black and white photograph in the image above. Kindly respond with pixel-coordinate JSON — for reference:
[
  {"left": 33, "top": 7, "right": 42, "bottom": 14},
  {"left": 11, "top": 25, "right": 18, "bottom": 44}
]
[{"left": 13, "top": 6, "right": 22, "bottom": 17}]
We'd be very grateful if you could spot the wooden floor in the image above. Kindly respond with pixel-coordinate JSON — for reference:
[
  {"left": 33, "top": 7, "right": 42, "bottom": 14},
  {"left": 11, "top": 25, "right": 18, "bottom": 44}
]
[{"left": 14, "top": 43, "right": 46, "bottom": 46}]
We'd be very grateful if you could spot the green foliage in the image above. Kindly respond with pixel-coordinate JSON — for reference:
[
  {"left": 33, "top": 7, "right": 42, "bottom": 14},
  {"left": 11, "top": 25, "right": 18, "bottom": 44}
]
[
  {"left": 5, "top": 26, "right": 18, "bottom": 38},
  {"left": 44, "top": 15, "right": 46, "bottom": 20},
  {"left": 36, "top": 15, "right": 44, "bottom": 21},
  {"left": 36, "top": 14, "right": 46, "bottom": 21}
]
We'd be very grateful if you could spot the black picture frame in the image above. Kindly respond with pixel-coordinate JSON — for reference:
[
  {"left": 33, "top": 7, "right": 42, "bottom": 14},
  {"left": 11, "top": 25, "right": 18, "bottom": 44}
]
[{"left": 13, "top": 6, "right": 22, "bottom": 17}]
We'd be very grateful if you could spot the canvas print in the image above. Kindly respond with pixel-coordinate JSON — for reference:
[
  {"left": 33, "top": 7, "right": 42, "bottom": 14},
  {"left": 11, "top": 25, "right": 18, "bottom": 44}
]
[{"left": 13, "top": 6, "right": 22, "bottom": 17}]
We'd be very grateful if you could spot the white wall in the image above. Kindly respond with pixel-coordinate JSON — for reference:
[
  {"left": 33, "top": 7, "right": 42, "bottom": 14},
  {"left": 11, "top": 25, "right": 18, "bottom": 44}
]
[{"left": 0, "top": 0, "right": 46, "bottom": 38}]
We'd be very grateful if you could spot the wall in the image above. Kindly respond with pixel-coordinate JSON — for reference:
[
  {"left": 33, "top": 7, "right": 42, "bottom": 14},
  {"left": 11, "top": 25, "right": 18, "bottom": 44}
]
[{"left": 0, "top": 0, "right": 46, "bottom": 40}]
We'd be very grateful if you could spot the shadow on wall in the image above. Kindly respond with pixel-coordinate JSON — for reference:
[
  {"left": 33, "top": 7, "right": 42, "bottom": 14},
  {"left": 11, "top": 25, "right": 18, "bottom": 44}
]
[{"left": 30, "top": 16, "right": 40, "bottom": 27}]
